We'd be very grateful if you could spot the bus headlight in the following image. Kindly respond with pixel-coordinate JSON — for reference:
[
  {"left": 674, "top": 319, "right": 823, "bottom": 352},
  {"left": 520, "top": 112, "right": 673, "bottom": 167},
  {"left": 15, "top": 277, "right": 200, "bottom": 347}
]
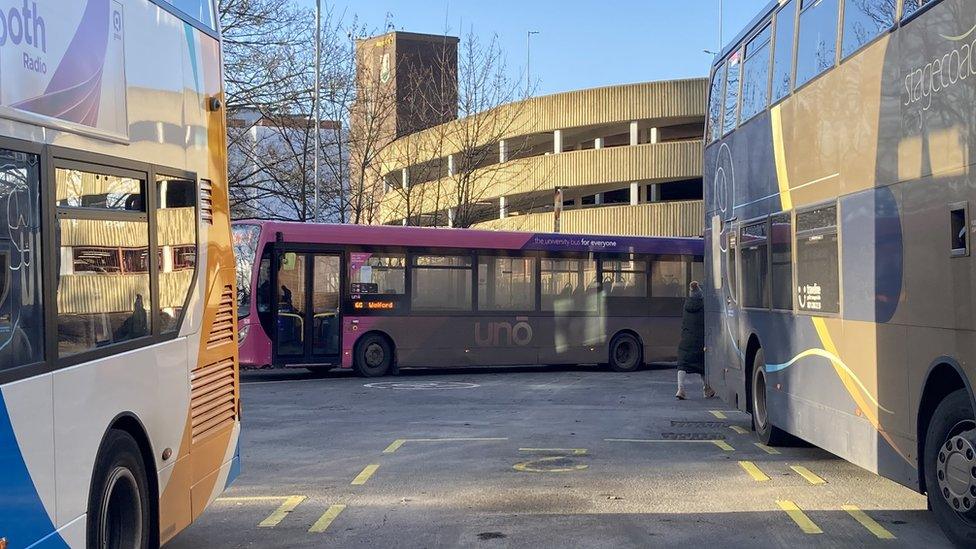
[{"left": 238, "top": 324, "right": 250, "bottom": 345}]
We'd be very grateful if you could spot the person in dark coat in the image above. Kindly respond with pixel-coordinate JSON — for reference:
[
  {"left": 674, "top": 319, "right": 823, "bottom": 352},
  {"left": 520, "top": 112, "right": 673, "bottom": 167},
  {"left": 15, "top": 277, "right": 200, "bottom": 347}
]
[{"left": 676, "top": 281, "right": 714, "bottom": 400}]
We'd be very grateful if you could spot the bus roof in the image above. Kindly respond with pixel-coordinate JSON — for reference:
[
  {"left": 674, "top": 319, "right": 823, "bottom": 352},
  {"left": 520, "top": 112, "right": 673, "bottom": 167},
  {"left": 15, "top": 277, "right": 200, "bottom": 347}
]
[
  {"left": 713, "top": 0, "right": 780, "bottom": 67},
  {"left": 234, "top": 220, "right": 704, "bottom": 257}
]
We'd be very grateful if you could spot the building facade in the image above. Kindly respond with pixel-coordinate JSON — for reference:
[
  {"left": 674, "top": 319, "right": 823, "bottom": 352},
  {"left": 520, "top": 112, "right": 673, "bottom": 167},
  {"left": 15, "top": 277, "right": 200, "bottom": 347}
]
[{"left": 373, "top": 78, "right": 707, "bottom": 237}]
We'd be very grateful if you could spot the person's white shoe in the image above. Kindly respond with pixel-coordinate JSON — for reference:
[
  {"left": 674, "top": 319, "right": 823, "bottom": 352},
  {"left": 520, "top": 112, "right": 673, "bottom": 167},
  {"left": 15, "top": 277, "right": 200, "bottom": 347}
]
[{"left": 675, "top": 389, "right": 687, "bottom": 400}]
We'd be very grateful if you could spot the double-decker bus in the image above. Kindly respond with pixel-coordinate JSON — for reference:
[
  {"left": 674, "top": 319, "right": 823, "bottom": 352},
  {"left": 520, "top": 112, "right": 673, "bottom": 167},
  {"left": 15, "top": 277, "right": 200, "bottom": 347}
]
[
  {"left": 233, "top": 221, "right": 703, "bottom": 376},
  {"left": 0, "top": 1, "right": 239, "bottom": 547},
  {"left": 704, "top": 0, "right": 976, "bottom": 543}
]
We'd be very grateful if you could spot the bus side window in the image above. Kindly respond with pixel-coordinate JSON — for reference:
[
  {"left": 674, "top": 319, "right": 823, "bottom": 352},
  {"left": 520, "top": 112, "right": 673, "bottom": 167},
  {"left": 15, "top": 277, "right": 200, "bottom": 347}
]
[{"left": 950, "top": 202, "right": 969, "bottom": 257}]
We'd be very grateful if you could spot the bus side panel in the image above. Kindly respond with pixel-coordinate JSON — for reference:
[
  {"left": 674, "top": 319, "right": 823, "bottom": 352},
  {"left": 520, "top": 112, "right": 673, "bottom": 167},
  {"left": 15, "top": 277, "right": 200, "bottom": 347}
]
[{"left": 0, "top": 376, "right": 63, "bottom": 548}]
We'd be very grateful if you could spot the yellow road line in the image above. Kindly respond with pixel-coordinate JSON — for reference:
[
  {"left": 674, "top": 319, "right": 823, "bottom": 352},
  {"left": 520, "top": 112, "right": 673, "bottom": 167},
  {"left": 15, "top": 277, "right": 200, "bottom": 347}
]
[
  {"left": 790, "top": 465, "right": 826, "bottom": 485},
  {"left": 382, "top": 437, "right": 508, "bottom": 454},
  {"left": 712, "top": 440, "right": 735, "bottom": 451},
  {"left": 308, "top": 504, "right": 347, "bottom": 533},
  {"left": 605, "top": 438, "right": 733, "bottom": 451},
  {"left": 217, "top": 496, "right": 294, "bottom": 503},
  {"left": 351, "top": 464, "right": 380, "bottom": 485},
  {"left": 842, "top": 505, "right": 896, "bottom": 539},
  {"left": 729, "top": 425, "right": 750, "bottom": 435},
  {"left": 519, "top": 448, "right": 588, "bottom": 455},
  {"left": 709, "top": 410, "right": 727, "bottom": 419},
  {"left": 755, "top": 442, "right": 781, "bottom": 455},
  {"left": 776, "top": 500, "right": 822, "bottom": 534},
  {"left": 383, "top": 439, "right": 406, "bottom": 454},
  {"left": 738, "top": 461, "right": 770, "bottom": 482},
  {"left": 257, "top": 495, "right": 307, "bottom": 528}
]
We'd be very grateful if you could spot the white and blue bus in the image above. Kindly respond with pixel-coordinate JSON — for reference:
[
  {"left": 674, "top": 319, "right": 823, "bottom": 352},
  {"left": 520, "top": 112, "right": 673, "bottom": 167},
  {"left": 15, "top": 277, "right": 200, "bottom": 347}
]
[{"left": 0, "top": 1, "right": 240, "bottom": 547}]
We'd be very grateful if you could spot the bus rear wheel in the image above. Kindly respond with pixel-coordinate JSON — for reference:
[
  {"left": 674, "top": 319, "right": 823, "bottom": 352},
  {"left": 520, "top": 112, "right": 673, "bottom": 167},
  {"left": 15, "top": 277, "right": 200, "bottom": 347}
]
[
  {"left": 87, "top": 429, "right": 152, "bottom": 549},
  {"left": 355, "top": 334, "right": 393, "bottom": 377},
  {"left": 925, "top": 389, "right": 976, "bottom": 546},
  {"left": 608, "top": 333, "right": 642, "bottom": 372},
  {"left": 751, "top": 348, "right": 790, "bottom": 446}
]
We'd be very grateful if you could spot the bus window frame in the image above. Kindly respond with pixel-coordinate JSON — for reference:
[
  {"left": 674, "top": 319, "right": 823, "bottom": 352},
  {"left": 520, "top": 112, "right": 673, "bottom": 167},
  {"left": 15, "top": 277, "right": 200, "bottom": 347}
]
[
  {"left": 153, "top": 167, "right": 201, "bottom": 336},
  {"left": 793, "top": 199, "right": 843, "bottom": 318},
  {"left": 739, "top": 21, "right": 773, "bottom": 126},
  {"left": 408, "top": 249, "right": 477, "bottom": 314},
  {"left": 792, "top": 0, "right": 842, "bottom": 95},
  {"left": 146, "top": 0, "right": 219, "bottom": 39},
  {"left": 722, "top": 46, "right": 744, "bottom": 136},
  {"left": 474, "top": 250, "right": 542, "bottom": 314},
  {"left": 538, "top": 251, "right": 602, "bottom": 316},
  {"left": 837, "top": 0, "right": 899, "bottom": 63},
  {"left": 737, "top": 215, "right": 772, "bottom": 312},
  {"left": 47, "top": 145, "right": 197, "bottom": 370},
  {"left": 0, "top": 136, "right": 49, "bottom": 385},
  {"left": 769, "top": 211, "right": 796, "bottom": 313},
  {"left": 770, "top": 0, "right": 801, "bottom": 109},
  {"left": 900, "top": 0, "right": 944, "bottom": 24}
]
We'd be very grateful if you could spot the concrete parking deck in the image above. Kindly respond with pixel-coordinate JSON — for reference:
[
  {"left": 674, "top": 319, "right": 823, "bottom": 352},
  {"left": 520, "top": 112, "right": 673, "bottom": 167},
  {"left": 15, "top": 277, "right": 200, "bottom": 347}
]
[{"left": 169, "top": 366, "right": 948, "bottom": 548}]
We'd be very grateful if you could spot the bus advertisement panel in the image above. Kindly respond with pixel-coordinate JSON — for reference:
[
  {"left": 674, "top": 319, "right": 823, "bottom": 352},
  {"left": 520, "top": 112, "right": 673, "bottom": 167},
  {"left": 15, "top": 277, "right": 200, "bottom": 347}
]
[
  {"left": 704, "top": 0, "right": 976, "bottom": 543},
  {"left": 234, "top": 221, "right": 704, "bottom": 376},
  {"left": 0, "top": 1, "right": 239, "bottom": 548}
]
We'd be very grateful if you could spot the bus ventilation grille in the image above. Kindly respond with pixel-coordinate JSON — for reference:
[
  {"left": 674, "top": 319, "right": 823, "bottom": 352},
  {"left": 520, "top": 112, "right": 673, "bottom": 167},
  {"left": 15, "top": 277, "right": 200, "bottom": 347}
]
[
  {"left": 200, "top": 179, "right": 214, "bottom": 224},
  {"left": 207, "top": 285, "right": 235, "bottom": 349},
  {"left": 190, "top": 357, "right": 237, "bottom": 443}
]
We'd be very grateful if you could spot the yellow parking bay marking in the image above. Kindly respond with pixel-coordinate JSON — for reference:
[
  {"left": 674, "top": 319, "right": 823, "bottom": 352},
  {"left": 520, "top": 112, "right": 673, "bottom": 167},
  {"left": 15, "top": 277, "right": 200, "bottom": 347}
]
[
  {"left": 729, "top": 425, "right": 750, "bottom": 435},
  {"left": 709, "top": 410, "right": 727, "bottom": 419},
  {"left": 776, "top": 500, "right": 823, "bottom": 534},
  {"left": 519, "top": 448, "right": 588, "bottom": 455},
  {"left": 738, "top": 461, "right": 770, "bottom": 482},
  {"left": 257, "top": 496, "right": 307, "bottom": 528},
  {"left": 308, "top": 504, "right": 347, "bottom": 533},
  {"left": 842, "top": 505, "right": 896, "bottom": 539},
  {"left": 790, "top": 465, "right": 826, "bottom": 485},
  {"left": 382, "top": 437, "right": 508, "bottom": 454},
  {"left": 755, "top": 442, "right": 781, "bottom": 455},
  {"left": 605, "top": 439, "right": 734, "bottom": 451},
  {"left": 383, "top": 439, "right": 407, "bottom": 453},
  {"left": 351, "top": 464, "right": 380, "bottom": 485},
  {"left": 217, "top": 496, "right": 299, "bottom": 503}
]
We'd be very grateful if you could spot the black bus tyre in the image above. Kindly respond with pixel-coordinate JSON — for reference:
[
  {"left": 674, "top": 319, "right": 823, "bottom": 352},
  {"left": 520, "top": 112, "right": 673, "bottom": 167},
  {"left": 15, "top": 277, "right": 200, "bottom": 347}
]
[
  {"left": 924, "top": 389, "right": 976, "bottom": 547},
  {"left": 608, "top": 333, "right": 642, "bottom": 373},
  {"left": 751, "top": 349, "right": 790, "bottom": 446},
  {"left": 87, "top": 429, "right": 152, "bottom": 549},
  {"left": 355, "top": 334, "right": 393, "bottom": 377}
]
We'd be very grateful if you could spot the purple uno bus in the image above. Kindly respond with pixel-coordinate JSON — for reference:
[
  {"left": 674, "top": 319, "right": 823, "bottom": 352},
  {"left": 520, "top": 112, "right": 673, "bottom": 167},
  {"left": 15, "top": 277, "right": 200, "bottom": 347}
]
[{"left": 233, "top": 221, "right": 703, "bottom": 376}]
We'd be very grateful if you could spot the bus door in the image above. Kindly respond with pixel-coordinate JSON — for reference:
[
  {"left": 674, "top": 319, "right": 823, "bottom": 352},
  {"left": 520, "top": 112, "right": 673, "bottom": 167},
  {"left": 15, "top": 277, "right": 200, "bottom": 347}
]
[{"left": 272, "top": 250, "right": 343, "bottom": 366}]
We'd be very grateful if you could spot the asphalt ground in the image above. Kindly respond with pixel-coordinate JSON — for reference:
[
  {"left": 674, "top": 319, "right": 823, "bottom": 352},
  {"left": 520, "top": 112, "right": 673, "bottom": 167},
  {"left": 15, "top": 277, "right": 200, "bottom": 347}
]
[{"left": 168, "top": 365, "right": 950, "bottom": 548}]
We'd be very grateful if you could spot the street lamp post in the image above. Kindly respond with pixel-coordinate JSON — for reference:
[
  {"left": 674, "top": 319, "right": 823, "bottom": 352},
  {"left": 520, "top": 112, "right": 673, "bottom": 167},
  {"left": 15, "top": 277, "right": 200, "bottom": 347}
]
[
  {"left": 313, "top": 0, "right": 322, "bottom": 223},
  {"left": 526, "top": 30, "right": 539, "bottom": 96}
]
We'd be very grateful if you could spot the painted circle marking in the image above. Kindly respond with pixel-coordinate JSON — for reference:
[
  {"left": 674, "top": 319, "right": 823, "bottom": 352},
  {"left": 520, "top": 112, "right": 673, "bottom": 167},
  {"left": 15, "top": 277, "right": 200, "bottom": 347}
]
[{"left": 363, "top": 381, "right": 480, "bottom": 390}]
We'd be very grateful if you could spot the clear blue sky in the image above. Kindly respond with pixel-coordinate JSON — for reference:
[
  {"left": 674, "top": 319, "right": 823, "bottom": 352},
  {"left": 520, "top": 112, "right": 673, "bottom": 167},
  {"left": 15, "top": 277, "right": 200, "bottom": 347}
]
[{"left": 306, "top": 0, "right": 771, "bottom": 95}]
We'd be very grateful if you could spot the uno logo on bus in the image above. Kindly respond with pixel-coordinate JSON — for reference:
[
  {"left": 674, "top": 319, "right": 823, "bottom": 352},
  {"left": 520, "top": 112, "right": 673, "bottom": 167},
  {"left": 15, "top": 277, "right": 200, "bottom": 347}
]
[{"left": 475, "top": 316, "right": 533, "bottom": 347}]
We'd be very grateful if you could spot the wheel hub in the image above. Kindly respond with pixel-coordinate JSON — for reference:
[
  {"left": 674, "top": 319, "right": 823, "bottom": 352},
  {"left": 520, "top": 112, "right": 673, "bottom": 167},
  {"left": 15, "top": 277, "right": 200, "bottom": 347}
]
[
  {"left": 937, "top": 429, "right": 976, "bottom": 514},
  {"left": 365, "top": 344, "right": 384, "bottom": 367}
]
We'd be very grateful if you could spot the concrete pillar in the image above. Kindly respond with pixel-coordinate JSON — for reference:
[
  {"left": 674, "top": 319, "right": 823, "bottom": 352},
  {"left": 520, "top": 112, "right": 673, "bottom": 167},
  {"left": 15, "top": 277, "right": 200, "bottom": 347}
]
[
  {"left": 595, "top": 193, "right": 604, "bottom": 205},
  {"left": 448, "top": 207, "right": 457, "bottom": 228},
  {"left": 401, "top": 219, "right": 408, "bottom": 226},
  {"left": 594, "top": 137, "right": 604, "bottom": 149},
  {"left": 447, "top": 155, "right": 456, "bottom": 176},
  {"left": 499, "top": 196, "right": 508, "bottom": 219},
  {"left": 649, "top": 184, "right": 661, "bottom": 202},
  {"left": 401, "top": 168, "right": 409, "bottom": 190},
  {"left": 630, "top": 182, "right": 640, "bottom": 206},
  {"left": 629, "top": 121, "right": 640, "bottom": 146},
  {"left": 499, "top": 140, "right": 508, "bottom": 163},
  {"left": 553, "top": 130, "right": 563, "bottom": 154},
  {"left": 650, "top": 127, "right": 659, "bottom": 144}
]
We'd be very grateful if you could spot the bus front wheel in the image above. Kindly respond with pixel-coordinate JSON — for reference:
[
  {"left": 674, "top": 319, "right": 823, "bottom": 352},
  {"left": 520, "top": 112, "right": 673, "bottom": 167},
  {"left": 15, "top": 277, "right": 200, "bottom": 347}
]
[
  {"left": 925, "top": 389, "right": 976, "bottom": 546},
  {"left": 87, "top": 429, "right": 152, "bottom": 549},
  {"left": 355, "top": 334, "right": 393, "bottom": 377},
  {"left": 608, "top": 333, "right": 642, "bottom": 372},
  {"left": 751, "top": 349, "right": 789, "bottom": 446}
]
